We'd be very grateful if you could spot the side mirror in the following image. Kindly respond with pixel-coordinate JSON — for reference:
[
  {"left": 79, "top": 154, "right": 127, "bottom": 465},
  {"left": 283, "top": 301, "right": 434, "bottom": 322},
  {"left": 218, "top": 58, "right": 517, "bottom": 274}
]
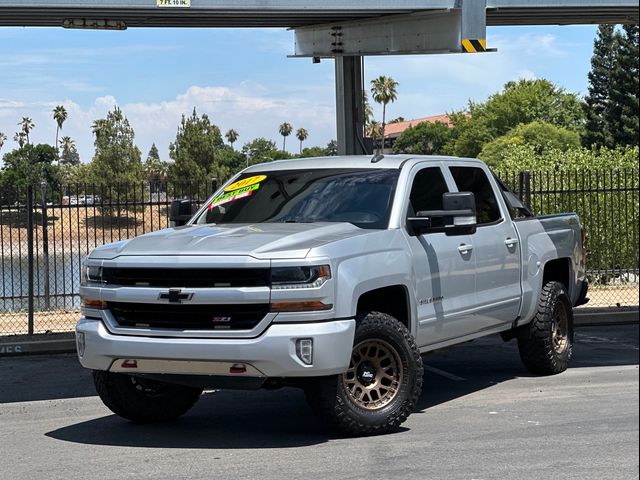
[
  {"left": 170, "top": 199, "right": 194, "bottom": 227},
  {"left": 408, "top": 192, "right": 477, "bottom": 236}
]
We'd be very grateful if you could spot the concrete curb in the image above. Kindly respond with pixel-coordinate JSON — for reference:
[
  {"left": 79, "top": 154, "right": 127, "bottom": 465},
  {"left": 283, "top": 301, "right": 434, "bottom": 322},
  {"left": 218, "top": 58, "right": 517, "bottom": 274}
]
[
  {"left": 574, "top": 309, "right": 639, "bottom": 327},
  {"left": 1, "top": 310, "right": 637, "bottom": 357},
  {"left": 0, "top": 334, "right": 76, "bottom": 356}
]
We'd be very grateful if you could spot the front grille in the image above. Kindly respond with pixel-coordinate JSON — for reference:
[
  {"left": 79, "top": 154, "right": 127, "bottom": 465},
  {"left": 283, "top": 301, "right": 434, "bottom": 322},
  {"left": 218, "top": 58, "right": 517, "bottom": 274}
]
[
  {"left": 108, "top": 302, "right": 269, "bottom": 330},
  {"left": 102, "top": 267, "right": 270, "bottom": 288}
]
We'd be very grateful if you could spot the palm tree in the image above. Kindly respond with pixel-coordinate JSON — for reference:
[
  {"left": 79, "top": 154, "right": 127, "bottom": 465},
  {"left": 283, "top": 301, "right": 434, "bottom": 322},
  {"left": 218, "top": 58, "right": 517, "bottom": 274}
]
[
  {"left": 225, "top": 129, "right": 239, "bottom": 150},
  {"left": 278, "top": 122, "right": 293, "bottom": 152},
  {"left": 370, "top": 76, "right": 399, "bottom": 150},
  {"left": 13, "top": 131, "right": 27, "bottom": 148},
  {"left": 52, "top": 105, "right": 68, "bottom": 159},
  {"left": 296, "top": 128, "right": 309, "bottom": 154},
  {"left": 91, "top": 119, "right": 108, "bottom": 142},
  {"left": 59, "top": 136, "right": 75, "bottom": 164},
  {"left": 366, "top": 121, "right": 383, "bottom": 146},
  {"left": 363, "top": 91, "right": 374, "bottom": 133},
  {"left": 18, "top": 117, "right": 35, "bottom": 144},
  {"left": 0, "top": 131, "right": 6, "bottom": 155}
]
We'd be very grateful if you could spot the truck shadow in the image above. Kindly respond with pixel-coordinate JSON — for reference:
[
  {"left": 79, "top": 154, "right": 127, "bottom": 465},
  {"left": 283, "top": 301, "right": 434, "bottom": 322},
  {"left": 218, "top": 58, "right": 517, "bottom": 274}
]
[{"left": 36, "top": 324, "right": 639, "bottom": 449}]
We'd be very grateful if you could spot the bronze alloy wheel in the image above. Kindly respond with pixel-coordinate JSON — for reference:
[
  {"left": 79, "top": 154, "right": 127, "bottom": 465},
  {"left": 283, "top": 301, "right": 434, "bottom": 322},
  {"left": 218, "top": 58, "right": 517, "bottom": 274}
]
[
  {"left": 551, "top": 301, "right": 569, "bottom": 354},
  {"left": 342, "top": 339, "right": 404, "bottom": 410}
]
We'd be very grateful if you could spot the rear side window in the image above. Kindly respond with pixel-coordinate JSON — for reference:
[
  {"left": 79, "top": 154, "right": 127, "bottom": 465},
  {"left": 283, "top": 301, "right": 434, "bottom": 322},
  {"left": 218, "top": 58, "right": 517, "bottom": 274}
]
[
  {"left": 408, "top": 167, "right": 449, "bottom": 214},
  {"left": 449, "top": 167, "right": 502, "bottom": 225}
]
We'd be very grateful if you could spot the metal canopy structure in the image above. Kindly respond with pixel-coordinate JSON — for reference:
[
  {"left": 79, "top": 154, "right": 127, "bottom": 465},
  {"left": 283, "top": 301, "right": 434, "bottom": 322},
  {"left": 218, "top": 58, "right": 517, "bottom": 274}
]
[
  {"left": 0, "top": 1, "right": 638, "bottom": 27},
  {"left": 0, "top": 0, "right": 638, "bottom": 155}
]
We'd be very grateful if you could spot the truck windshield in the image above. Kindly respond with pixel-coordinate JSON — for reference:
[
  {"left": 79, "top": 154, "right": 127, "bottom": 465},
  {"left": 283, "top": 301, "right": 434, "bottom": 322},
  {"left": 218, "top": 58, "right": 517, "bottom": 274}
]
[{"left": 195, "top": 168, "right": 399, "bottom": 229}]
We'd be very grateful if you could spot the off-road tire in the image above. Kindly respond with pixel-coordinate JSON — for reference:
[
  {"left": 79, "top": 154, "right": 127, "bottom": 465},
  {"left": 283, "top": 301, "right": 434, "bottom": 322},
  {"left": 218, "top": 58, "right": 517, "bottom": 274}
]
[
  {"left": 93, "top": 371, "right": 202, "bottom": 423},
  {"left": 518, "top": 281, "right": 573, "bottom": 375},
  {"left": 304, "top": 311, "right": 423, "bottom": 436}
]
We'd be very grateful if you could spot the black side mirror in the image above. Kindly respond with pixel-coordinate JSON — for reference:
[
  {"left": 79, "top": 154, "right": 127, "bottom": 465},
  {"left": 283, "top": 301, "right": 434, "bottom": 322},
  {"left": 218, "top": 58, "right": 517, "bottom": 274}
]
[
  {"left": 170, "top": 199, "right": 194, "bottom": 227},
  {"left": 408, "top": 192, "right": 477, "bottom": 236}
]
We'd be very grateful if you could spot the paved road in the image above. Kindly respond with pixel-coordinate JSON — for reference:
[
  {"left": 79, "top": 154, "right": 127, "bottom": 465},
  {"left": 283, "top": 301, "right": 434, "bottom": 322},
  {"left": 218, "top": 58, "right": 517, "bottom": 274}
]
[{"left": 1, "top": 325, "right": 638, "bottom": 480}]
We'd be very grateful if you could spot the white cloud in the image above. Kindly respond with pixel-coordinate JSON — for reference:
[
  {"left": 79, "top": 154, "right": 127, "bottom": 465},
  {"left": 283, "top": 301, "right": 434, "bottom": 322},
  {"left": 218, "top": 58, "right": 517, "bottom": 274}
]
[{"left": 0, "top": 84, "right": 336, "bottom": 164}]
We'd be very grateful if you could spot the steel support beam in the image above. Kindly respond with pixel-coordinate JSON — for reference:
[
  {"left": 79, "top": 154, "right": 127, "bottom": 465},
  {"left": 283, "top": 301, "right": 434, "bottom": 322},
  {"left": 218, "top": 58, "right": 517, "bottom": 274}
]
[{"left": 335, "top": 56, "right": 367, "bottom": 156}]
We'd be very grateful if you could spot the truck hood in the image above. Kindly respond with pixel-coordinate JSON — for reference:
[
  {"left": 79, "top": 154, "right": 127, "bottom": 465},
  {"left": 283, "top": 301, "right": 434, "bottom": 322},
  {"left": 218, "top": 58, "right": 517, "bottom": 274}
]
[{"left": 90, "top": 222, "right": 373, "bottom": 260}]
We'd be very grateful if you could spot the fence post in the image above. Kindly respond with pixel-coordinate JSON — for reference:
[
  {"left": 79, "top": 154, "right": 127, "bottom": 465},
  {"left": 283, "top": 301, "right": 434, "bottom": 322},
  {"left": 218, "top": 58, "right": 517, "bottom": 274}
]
[
  {"left": 40, "top": 180, "right": 50, "bottom": 310},
  {"left": 26, "top": 185, "right": 35, "bottom": 335},
  {"left": 519, "top": 171, "right": 532, "bottom": 210}
]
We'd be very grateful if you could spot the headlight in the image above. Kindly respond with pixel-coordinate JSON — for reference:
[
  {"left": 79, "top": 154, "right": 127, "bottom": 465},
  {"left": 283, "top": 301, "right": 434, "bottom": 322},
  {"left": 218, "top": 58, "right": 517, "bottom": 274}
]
[
  {"left": 80, "top": 263, "right": 104, "bottom": 286},
  {"left": 271, "top": 265, "right": 331, "bottom": 290}
]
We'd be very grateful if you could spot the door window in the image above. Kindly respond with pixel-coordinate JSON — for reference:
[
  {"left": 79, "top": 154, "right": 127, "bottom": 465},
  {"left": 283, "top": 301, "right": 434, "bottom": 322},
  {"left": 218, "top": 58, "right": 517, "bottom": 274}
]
[
  {"left": 408, "top": 167, "right": 449, "bottom": 215},
  {"left": 449, "top": 167, "right": 502, "bottom": 225}
]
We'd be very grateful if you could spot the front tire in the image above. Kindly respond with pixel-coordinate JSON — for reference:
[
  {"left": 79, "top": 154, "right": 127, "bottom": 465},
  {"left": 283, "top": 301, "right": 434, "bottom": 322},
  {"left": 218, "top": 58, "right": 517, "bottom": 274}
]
[
  {"left": 93, "top": 371, "right": 202, "bottom": 423},
  {"left": 305, "top": 311, "right": 423, "bottom": 436},
  {"left": 518, "top": 281, "right": 573, "bottom": 375}
]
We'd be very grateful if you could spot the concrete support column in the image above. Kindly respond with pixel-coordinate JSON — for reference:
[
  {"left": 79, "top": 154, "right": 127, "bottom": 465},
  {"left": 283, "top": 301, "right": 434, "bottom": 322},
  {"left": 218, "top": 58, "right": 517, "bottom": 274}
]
[{"left": 335, "top": 56, "right": 367, "bottom": 156}]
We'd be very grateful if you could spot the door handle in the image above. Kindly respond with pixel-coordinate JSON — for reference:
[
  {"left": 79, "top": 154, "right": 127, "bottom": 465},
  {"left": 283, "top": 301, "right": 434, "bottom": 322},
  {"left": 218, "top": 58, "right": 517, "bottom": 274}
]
[
  {"left": 505, "top": 238, "right": 519, "bottom": 247},
  {"left": 458, "top": 244, "right": 473, "bottom": 254}
]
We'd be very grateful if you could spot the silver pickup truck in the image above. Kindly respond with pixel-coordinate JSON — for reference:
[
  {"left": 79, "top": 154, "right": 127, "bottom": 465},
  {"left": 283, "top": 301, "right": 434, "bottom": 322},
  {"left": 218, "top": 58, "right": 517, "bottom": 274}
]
[{"left": 77, "top": 155, "right": 588, "bottom": 435}]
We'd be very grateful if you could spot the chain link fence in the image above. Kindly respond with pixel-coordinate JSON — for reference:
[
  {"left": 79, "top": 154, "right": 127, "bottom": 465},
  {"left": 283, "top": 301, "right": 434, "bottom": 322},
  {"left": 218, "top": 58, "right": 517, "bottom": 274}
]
[{"left": 1, "top": 169, "right": 638, "bottom": 338}]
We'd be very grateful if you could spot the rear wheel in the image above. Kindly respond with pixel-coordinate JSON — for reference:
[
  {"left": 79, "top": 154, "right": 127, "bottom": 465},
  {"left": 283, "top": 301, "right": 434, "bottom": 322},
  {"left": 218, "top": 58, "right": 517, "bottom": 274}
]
[
  {"left": 93, "top": 371, "right": 202, "bottom": 423},
  {"left": 518, "top": 281, "right": 573, "bottom": 375},
  {"left": 305, "top": 311, "right": 423, "bottom": 436}
]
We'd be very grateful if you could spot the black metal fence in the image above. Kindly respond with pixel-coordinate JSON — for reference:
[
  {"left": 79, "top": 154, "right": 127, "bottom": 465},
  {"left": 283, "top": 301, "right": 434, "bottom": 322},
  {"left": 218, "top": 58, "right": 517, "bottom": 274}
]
[
  {"left": 0, "top": 169, "right": 638, "bottom": 337},
  {"left": 1, "top": 182, "right": 216, "bottom": 336}
]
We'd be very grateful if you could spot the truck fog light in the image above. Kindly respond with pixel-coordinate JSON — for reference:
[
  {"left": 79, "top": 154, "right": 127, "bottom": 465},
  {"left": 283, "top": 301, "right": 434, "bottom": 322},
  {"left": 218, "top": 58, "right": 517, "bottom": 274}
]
[
  {"left": 296, "top": 338, "right": 313, "bottom": 365},
  {"left": 76, "top": 332, "right": 86, "bottom": 357}
]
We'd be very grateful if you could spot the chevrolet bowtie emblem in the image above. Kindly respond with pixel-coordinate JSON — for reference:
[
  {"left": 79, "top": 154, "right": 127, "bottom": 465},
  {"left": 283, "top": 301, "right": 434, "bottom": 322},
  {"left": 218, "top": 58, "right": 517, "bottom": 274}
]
[{"left": 158, "top": 289, "right": 193, "bottom": 303}]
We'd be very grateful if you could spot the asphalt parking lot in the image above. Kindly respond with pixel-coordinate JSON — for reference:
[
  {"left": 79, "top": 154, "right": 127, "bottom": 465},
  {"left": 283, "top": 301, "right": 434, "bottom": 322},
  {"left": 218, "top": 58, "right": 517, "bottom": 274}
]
[{"left": 1, "top": 325, "right": 638, "bottom": 480}]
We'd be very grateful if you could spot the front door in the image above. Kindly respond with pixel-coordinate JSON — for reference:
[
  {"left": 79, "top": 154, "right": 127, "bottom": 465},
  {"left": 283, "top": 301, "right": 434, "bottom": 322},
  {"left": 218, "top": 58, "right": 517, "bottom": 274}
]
[{"left": 403, "top": 165, "right": 477, "bottom": 347}]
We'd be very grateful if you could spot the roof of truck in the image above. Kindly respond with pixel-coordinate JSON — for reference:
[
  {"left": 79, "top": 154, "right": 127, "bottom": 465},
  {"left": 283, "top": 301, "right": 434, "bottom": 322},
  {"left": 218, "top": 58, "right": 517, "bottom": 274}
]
[{"left": 244, "top": 154, "right": 481, "bottom": 172}]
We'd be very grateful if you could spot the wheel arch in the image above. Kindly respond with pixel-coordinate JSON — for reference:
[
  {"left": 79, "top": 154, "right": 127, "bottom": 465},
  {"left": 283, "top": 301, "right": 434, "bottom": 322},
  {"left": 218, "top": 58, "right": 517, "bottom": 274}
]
[{"left": 356, "top": 285, "right": 412, "bottom": 331}]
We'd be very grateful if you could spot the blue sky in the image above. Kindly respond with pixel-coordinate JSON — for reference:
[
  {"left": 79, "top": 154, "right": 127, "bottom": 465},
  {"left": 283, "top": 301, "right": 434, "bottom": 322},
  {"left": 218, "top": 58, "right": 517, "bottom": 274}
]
[{"left": 0, "top": 25, "right": 597, "bottom": 163}]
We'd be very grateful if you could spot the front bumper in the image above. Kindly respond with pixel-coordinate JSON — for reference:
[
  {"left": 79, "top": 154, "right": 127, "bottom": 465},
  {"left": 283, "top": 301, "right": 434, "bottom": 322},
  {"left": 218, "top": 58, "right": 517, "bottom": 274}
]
[{"left": 76, "top": 316, "right": 355, "bottom": 378}]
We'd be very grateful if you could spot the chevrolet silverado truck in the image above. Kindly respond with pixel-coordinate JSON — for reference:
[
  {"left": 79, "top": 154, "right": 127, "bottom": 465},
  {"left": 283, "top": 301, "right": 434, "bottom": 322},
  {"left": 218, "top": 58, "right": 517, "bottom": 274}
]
[{"left": 76, "top": 155, "right": 588, "bottom": 435}]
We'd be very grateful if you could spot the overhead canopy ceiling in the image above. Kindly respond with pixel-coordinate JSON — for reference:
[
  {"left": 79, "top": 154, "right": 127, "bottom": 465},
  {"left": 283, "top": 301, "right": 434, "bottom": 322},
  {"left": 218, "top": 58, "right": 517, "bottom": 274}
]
[{"left": 0, "top": 0, "right": 637, "bottom": 28}]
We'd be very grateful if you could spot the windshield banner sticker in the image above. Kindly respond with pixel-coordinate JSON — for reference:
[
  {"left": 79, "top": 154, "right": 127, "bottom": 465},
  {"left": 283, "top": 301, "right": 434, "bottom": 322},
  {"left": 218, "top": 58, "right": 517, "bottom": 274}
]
[
  {"left": 225, "top": 175, "right": 267, "bottom": 192},
  {"left": 210, "top": 184, "right": 260, "bottom": 208}
]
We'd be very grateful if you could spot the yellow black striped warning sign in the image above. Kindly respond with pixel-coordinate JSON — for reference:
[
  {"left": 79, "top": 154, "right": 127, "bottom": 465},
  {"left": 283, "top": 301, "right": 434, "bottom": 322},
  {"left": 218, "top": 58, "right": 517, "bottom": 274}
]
[{"left": 462, "top": 39, "right": 487, "bottom": 53}]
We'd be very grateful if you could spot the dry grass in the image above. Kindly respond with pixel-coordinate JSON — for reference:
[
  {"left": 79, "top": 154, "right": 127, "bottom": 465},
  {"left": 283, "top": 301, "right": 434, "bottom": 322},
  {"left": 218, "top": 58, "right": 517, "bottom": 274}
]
[{"left": 0, "top": 204, "right": 171, "bottom": 250}]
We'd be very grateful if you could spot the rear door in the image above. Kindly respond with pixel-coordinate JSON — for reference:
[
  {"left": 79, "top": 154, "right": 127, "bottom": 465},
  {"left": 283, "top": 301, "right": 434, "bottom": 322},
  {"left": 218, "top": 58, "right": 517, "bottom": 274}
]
[
  {"left": 447, "top": 164, "right": 521, "bottom": 329},
  {"left": 402, "top": 164, "right": 477, "bottom": 347}
]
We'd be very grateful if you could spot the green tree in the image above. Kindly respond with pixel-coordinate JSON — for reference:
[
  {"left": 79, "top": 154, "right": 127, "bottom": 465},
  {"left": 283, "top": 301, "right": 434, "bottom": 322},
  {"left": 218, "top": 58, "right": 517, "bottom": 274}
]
[
  {"left": 608, "top": 24, "right": 639, "bottom": 147},
  {"left": 392, "top": 121, "right": 451, "bottom": 155},
  {"left": 59, "top": 136, "right": 80, "bottom": 165},
  {"left": 52, "top": 105, "right": 68, "bottom": 160},
  {"left": 479, "top": 121, "right": 581, "bottom": 167},
  {"left": 168, "top": 108, "right": 226, "bottom": 186},
  {"left": 18, "top": 117, "right": 35, "bottom": 144},
  {"left": 278, "top": 122, "right": 293, "bottom": 151},
  {"left": 584, "top": 25, "right": 617, "bottom": 148},
  {"left": 447, "top": 79, "right": 585, "bottom": 158},
  {"left": 242, "top": 137, "right": 291, "bottom": 166},
  {"left": 370, "top": 76, "right": 399, "bottom": 149},
  {"left": 0, "top": 143, "right": 59, "bottom": 189},
  {"left": 296, "top": 127, "right": 309, "bottom": 154},
  {"left": 299, "top": 146, "right": 326, "bottom": 158},
  {"left": 89, "top": 107, "right": 144, "bottom": 185},
  {"left": 225, "top": 129, "right": 239, "bottom": 150},
  {"left": 324, "top": 140, "right": 338, "bottom": 156},
  {"left": 0, "top": 131, "right": 6, "bottom": 156},
  {"left": 147, "top": 143, "right": 160, "bottom": 161}
]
